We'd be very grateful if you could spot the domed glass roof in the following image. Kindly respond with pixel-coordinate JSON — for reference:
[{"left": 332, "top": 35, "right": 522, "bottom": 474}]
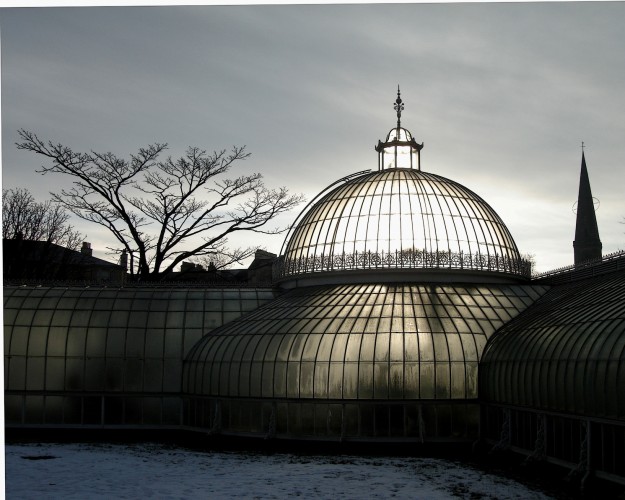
[
  {"left": 181, "top": 91, "right": 542, "bottom": 442},
  {"left": 276, "top": 169, "right": 527, "bottom": 282},
  {"left": 275, "top": 89, "right": 528, "bottom": 284}
]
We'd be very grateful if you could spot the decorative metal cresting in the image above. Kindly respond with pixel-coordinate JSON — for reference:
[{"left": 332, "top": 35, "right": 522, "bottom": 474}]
[
  {"left": 274, "top": 248, "right": 532, "bottom": 280},
  {"left": 375, "top": 87, "right": 423, "bottom": 171}
]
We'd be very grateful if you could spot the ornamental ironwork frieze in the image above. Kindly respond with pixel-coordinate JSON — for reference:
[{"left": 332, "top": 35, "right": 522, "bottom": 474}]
[{"left": 274, "top": 249, "right": 532, "bottom": 280}]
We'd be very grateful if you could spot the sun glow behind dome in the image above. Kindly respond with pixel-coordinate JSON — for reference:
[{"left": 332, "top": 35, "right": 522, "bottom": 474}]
[{"left": 277, "top": 170, "right": 527, "bottom": 281}]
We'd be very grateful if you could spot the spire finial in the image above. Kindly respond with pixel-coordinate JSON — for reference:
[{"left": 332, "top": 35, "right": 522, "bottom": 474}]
[
  {"left": 394, "top": 85, "right": 404, "bottom": 128},
  {"left": 581, "top": 141, "right": 585, "bottom": 153}
]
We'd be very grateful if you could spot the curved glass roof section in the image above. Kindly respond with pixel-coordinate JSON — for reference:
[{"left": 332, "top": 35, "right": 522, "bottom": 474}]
[
  {"left": 184, "top": 283, "right": 546, "bottom": 401},
  {"left": 480, "top": 270, "right": 625, "bottom": 420},
  {"left": 3, "top": 285, "right": 275, "bottom": 426},
  {"left": 277, "top": 169, "right": 528, "bottom": 281}
]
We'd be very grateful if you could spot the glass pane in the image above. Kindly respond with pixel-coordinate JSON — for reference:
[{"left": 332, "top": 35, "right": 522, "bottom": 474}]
[
  {"left": 8, "top": 358, "right": 26, "bottom": 390},
  {"left": 85, "top": 358, "right": 105, "bottom": 390},
  {"left": 105, "top": 359, "right": 124, "bottom": 391},
  {"left": 86, "top": 328, "right": 107, "bottom": 356},
  {"left": 344, "top": 334, "right": 363, "bottom": 362},
  {"left": 302, "top": 334, "right": 322, "bottom": 361},
  {"left": 45, "top": 358, "right": 66, "bottom": 391},
  {"left": 446, "top": 335, "right": 464, "bottom": 362},
  {"left": 51, "top": 310, "right": 72, "bottom": 327},
  {"left": 340, "top": 362, "right": 357, "bottom": 399},
  {"left": 128, "top": 311, "right": 149, "bottom": 328},
  {"left": 435, "top": 364, "right": 450, "bottom": 398},
  {"left": 238, "top": 362, "right": 251, "bottom": 397},
  {"left": 313, "top": 363, "right": 328, "bottom": 398},
  {"left": 249, "top": 362, "right": 263, "bottom": 397},
  {"left": 32, "top": 310, "right": 53, "bottom": 326},
  {"left": 144, "top": 359, "right": 163, "bottom": 392},
  {"left": 374, "top": 333, "right": 390, "bottom": 362},
  {"left": 65, "top": 359, "right": 84, "bottom": 390},
  {"left": 450, "top": 362, "right": 466, "bottom": 398},
  {"left": 124, "top": 359, "right": 144, "bottom": 391},
  {"left": 144, "top": 329, "right": 165, "bottom": 358},
  {"left": 164, "top": 330, "right": 182, "bottom": 359},
  {"left": 27, "top": 327, "right": 48, "bottom": 356},
  {"left": 299, "top": 362, "right": 314, "bottom": 397},
  {"left": 106, "top": 328, "right": 126, "bottom": 357},
  {"left": 70, "top": 310, "right": 91, "bottom": 327},
  {"left": 67, "top": 328, "right": 87, "bottom": 357},
  {"left": 404, "top": 362, "right": 419, "bottom": 398},
  {"left": 273, "top": 362, "right": 287, "bottom": 397},
  {"left": 147, "top": 312, "right": 167, "bottom": 328},
  {"left": 358, "top": 362, "right": 373, "bottom": 399},
  {"left": 420, "top": 363, "right": 435, "bottom": 398},
  {"left": 109, "top": 311, "right": 129, "bottom": 328},
  {"left": 359, "top": 335, "right": 376, "bottom": 362}
]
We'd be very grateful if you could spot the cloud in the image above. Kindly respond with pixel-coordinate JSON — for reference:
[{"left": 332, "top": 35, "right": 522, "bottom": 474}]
[{"left": 2, "top": 4, "right": 624, "bottom": 270}]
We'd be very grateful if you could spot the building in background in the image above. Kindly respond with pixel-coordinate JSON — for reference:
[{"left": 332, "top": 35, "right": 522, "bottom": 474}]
[
  {"left": 3, "top": 238, "right": 127, "bottom": 285},
  {"left": 573, "top": 151, "right": 603, "bottom": 265}
]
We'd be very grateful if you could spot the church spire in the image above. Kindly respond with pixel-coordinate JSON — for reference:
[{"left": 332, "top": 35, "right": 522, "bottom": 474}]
[{"left": 573, "top": 149, "right": 602, "bottom": 265}]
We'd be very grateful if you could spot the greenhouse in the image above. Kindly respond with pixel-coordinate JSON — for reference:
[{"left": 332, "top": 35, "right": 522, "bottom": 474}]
[
  {"left": 4, "top": 90, "right": 625, "bottom": 486},
  {"left": 183, "top": 89, "right": 545, "bottom": 441}
]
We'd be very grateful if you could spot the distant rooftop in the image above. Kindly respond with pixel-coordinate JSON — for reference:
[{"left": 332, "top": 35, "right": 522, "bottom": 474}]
[{"left": 532, "top": 250, "right": 625, "bottom": 285}]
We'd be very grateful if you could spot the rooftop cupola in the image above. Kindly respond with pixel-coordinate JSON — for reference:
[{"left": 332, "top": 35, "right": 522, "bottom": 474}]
[{"left": 375, "top": 86, "right": 424, "bottom": 170}]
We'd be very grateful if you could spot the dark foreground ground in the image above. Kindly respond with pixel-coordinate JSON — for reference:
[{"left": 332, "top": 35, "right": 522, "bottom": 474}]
[{"left": 6, "top": 429, "right": 624, "bottom": 499}]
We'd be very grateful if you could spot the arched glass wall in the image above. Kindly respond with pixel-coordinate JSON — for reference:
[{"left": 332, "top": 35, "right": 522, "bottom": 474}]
[
  {"left": 480, "top": 269, "right": 625, "bottom": 483},
  {"left": 480, "top": 270, "right": 625, "bottom": 419},
  {"left": 183, "top": 282, "right": 546, "bottom": 441},
  {"left": 3, "top": 285, "right": 276, "bottom": 427},
  {"left": 277, "top": 169, "right": 528, "bottom": 280}
]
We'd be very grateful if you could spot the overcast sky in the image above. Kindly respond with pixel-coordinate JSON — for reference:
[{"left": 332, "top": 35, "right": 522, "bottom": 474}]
[{"left": 2, "top": 3, "right": 624, "bottom": 272}]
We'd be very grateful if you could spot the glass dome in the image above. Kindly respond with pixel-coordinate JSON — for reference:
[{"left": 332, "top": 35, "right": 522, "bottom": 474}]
[
  {"left": 276, "top": 169, "right": 528, "bottom": 283},
  {"left": 180, "top": 91, "right": 542, "bottom": 443},
  {"left": 183, "top": 282, "right": 546, "bottom": 440}
]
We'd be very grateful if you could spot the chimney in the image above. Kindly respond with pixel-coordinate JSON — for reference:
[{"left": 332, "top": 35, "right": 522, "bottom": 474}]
[
  {"left": 119, "top": 249, "right": 128, "bottom": 270},
  {"left": 81, "top": 242, "right": 92, "bottom": 257}
]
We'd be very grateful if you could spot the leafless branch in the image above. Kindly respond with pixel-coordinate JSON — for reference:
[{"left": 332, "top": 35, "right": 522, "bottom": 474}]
[{"left": 16, "top": 130, "right": 303, "bottom": 279}]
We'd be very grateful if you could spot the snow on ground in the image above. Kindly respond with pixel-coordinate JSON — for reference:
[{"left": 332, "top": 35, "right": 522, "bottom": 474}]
[{"left": 6, "top": 442, "right": 554, "bottom": 499}]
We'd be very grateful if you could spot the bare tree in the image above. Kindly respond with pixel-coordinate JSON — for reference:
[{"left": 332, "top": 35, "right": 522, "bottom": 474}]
[
  {"left": 16, "top": 130, "right": 304, "bottom": 280},
  {"left": 2, "top": 187, "right": 84, "bottom": 250}
]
